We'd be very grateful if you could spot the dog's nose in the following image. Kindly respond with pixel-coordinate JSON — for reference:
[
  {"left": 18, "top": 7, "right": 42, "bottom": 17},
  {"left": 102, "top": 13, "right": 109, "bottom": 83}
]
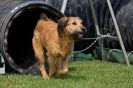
[{"left": 81, "top": 27, "right": 87, "bottom": 32}]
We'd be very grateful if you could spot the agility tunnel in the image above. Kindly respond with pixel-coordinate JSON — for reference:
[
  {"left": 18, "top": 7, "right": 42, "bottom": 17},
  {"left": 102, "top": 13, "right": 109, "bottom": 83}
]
[{"left": 0, "top": 0, "right": 64, "bottom": 74}]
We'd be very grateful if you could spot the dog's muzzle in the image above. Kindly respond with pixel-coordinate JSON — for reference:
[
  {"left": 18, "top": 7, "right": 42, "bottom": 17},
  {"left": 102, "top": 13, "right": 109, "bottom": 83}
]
[
  {"left": 81, "top": 27, "right": 87, "bottom": 33},
  {"left": 74, "top": 27, "right": 87, "bottom": 41}
]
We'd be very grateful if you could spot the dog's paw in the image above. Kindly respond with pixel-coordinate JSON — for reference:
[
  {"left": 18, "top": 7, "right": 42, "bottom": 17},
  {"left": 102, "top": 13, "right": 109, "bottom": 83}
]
[
  {"left": 56, "top": 70, "right": 68, "bottom": 76},
  {"left": 43, "top": 76, "right": 49, "bottom": 79},
  {"left": 42, "top": 74, "right": 49, "bottom": 79}
]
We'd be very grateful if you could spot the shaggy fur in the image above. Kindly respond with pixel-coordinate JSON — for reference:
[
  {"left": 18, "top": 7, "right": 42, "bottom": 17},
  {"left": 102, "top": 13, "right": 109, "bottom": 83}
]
[{"left": 32, "top": 13, "right": 87, "bottom": 79}]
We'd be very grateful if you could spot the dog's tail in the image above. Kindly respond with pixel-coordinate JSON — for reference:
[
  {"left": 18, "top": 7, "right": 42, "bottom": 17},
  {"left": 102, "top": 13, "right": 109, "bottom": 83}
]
[{"left": 40, "top": 13, "right": 48, "bottom": 21}]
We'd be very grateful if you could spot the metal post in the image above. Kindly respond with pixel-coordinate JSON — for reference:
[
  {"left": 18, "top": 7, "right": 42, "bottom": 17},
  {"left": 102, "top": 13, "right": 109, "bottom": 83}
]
[
  {"left": 106, "top": 0, "right": 130, "bottom": 66},
  {"left": 45, "top": 0, "right": 49, "bottom": 3},
  {"left": 88, "top": 0, "right": 107, "bottom": 61},
  {"left": 0, "top": 54, "right": 5, "bottom": 74},
  {"left": 61, "top": 0, "right": 67, "bottom": 13},
  {"left": 45, "top": 0, "right": 52, "bottom": 6}
]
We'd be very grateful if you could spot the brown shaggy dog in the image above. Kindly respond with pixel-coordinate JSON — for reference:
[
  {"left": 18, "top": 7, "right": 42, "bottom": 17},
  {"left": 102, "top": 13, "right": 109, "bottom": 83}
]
[{"left": 32, "top": 13, "right": 87, "bottom": 79}]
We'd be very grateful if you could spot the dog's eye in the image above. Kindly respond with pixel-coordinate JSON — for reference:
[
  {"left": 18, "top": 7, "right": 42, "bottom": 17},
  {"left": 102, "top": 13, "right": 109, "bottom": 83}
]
[{"left": 72, "top": 22, "right": 77, "bottom": 25}]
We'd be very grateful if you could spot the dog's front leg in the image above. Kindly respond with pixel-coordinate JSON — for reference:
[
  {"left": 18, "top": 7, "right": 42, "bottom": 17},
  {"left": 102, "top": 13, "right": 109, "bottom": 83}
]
[
  {"left": 56, "top": 59, "right": 62, "bottom": 70},
  {"left": 48, "top": 56, "right": 56, "bottom": 77},
  {"left": 56, "top": 57, "right": 69, "bottom": 76}
]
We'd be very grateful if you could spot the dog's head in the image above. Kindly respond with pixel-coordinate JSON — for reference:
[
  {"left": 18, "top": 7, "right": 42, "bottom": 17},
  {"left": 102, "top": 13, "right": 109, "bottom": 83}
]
[{"left": 57, "top": 17, "right": 87, "bottom": 40}]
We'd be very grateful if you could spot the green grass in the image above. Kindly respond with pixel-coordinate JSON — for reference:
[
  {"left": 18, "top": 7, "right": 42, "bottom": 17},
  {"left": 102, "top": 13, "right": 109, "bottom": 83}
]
[{"left": 1, "top": 59, "right": 133, "bottom": 88}]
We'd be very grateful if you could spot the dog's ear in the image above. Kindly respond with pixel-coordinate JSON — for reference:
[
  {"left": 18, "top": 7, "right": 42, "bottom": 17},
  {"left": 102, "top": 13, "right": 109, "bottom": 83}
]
[
  {"left": 57, "top": 17, "right": 69, "bottom": 37},
  {"left": 40, "top": 13, "right": 48, "bottom": 21}
]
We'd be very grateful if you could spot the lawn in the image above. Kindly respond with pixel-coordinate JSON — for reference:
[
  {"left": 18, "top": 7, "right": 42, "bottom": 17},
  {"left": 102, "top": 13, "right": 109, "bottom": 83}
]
[{"left": 0, "top": 59, "right": 133, "bottom": 88}]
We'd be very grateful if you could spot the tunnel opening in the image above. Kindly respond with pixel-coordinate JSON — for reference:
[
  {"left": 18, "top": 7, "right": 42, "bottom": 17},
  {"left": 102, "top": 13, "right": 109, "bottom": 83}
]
[
  {"left": 7, "top": 10, "right": 39, "bottom": 70},
  {"left": 2, "top": 3, "right": 64, "bottom": 74}
]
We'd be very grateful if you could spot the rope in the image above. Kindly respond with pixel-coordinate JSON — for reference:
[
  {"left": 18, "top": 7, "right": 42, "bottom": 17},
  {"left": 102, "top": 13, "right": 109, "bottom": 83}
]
[
  {"left": 107, "top": 49, "right": 133, "bottom": 61},
  {"left": 107, "top": 49, "right": 121, "bottom": 61}
]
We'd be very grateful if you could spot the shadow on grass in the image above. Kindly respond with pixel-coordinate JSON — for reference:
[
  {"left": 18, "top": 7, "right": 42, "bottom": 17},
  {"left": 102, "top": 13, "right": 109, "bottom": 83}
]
[
  {"left": 29, "top": 67, "right": 86, "bottom": 80},
  {"left": 53, "top": 67, "right": 87, "bottom": 80},
  {"left": 68, "top": 67, "right": 77, "bottom": 71},
  {"left": 56, "top": 74, "right": 87, "bottom": 80}
]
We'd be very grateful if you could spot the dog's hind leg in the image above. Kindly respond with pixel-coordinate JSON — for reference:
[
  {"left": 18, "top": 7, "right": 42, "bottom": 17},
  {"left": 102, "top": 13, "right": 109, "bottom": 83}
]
[{"left": 32, "top": 37, "right": 49, "bottom": 79}]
